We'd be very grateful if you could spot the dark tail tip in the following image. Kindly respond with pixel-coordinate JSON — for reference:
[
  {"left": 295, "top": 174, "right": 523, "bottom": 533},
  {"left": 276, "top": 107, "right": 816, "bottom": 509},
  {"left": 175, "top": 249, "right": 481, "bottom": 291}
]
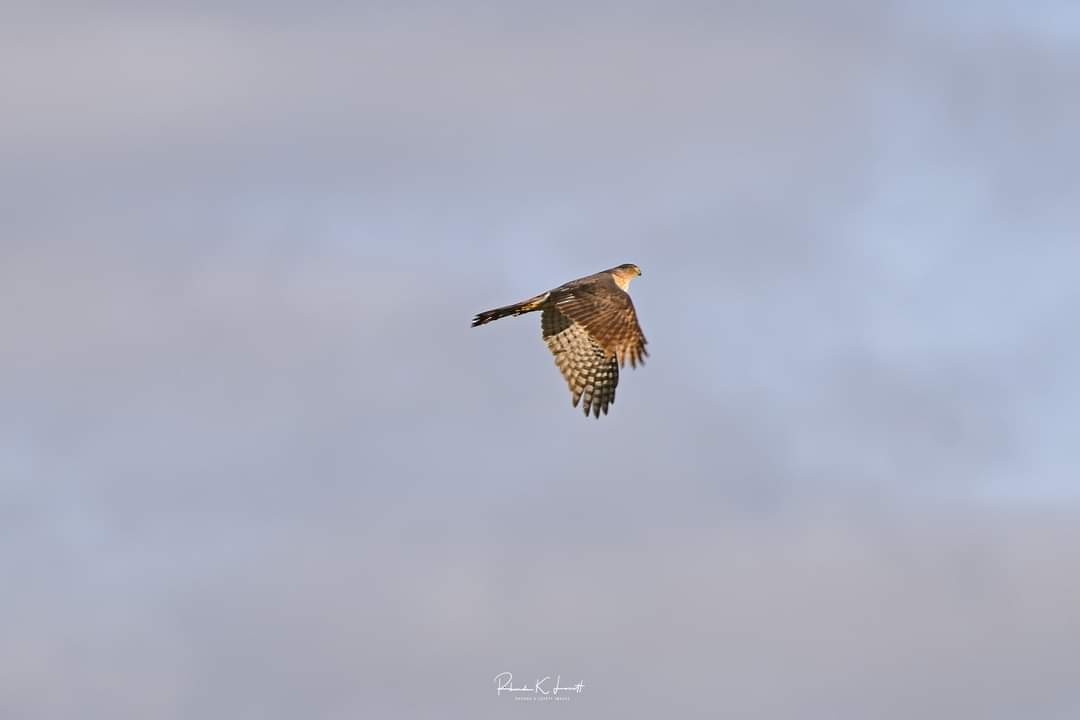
[
  {"left": 471, "top": 305, "right": 520, "bottom": 327},
  {"left": 471, "top": 311, "right": 496, "bottom": 327}
]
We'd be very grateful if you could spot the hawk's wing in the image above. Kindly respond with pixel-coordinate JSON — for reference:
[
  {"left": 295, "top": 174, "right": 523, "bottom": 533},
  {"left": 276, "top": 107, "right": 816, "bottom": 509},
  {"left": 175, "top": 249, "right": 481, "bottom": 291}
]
[
  {"left": 542, "top": 306, "right": 620, "bottom": 418},
  {"left": 549, "top": 280, "right": 648, "bottom": 368}
]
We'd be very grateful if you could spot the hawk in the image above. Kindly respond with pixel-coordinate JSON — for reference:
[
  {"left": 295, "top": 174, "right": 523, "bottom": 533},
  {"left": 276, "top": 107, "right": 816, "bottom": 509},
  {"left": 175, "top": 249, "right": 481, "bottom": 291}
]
[{"left": 471, "top": 263, "right": 648, "bottom": 418}]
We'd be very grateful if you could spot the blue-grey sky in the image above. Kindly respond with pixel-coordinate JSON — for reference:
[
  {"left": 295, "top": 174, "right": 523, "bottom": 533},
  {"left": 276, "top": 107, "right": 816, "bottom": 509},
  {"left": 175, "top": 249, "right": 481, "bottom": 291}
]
[{"left": 3, "top": 2, "right": 1079, "bottom": 718}]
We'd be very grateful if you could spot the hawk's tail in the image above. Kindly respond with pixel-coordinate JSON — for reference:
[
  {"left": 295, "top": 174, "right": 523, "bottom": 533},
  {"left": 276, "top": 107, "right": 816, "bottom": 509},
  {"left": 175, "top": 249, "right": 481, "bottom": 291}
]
[{"left": 471, "top": 293, "right": 549, "bottom": 327}]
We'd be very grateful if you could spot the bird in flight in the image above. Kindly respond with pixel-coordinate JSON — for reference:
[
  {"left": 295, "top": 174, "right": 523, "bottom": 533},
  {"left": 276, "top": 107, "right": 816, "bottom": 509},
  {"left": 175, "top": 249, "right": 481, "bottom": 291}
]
[{"left": 472, "top": 263, "right": 648, "bottom": 418}]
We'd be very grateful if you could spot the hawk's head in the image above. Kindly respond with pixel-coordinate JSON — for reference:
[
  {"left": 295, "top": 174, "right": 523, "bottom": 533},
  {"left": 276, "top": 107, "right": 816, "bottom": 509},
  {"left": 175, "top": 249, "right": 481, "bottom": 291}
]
[{"left": 610, "top": 263, "right": 642, "bottom": 291}]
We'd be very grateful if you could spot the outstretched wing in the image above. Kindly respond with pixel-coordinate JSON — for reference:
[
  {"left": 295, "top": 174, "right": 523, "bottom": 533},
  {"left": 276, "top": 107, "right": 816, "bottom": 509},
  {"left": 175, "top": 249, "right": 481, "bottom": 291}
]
[
  {"left": 542, "top": 306, "right": 620, "bottom": 418},
  {"left": 548, "top": 279, "right": 648, "bottom": 368}
]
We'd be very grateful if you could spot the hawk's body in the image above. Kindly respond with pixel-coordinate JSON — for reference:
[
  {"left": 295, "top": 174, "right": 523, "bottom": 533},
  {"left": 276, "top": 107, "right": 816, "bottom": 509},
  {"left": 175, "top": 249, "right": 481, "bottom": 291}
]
[{"left": 471, "top": 264, "right": 647, "bottom": 418}]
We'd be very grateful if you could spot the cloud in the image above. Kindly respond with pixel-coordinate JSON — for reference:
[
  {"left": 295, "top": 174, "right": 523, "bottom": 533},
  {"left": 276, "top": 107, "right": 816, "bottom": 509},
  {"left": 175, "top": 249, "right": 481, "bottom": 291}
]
[
  {"left": 2, "top": 2, "right": 1079, "bottom": 717},
  {"left": 6, "top": 507, "right": 1080, "bottom": 719}
]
